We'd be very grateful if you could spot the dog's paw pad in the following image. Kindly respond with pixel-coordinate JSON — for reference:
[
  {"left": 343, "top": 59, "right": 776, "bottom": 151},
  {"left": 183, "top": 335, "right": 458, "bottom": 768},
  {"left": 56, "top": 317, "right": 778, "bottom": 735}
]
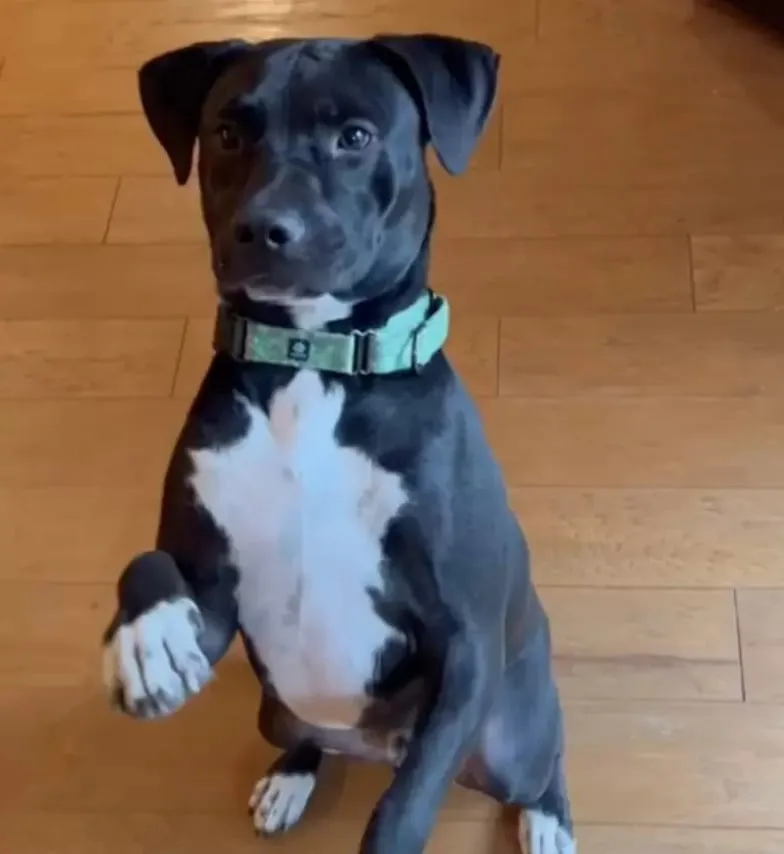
[
  {"left": 520, "top": 809, "right": 576, "bottom": 854},
  {"left": 249, "top": 771, "right": 316, "bottom": 835},
  {"left": 102, "top": 598, "right": 212, "bottom": 719}
]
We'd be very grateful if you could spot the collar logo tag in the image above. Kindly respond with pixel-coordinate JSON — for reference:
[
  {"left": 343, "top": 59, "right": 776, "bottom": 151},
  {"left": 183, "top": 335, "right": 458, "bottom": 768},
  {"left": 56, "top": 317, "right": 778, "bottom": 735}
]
[{"left": 287, "top": 338, "right": 311, "bottom": 363}]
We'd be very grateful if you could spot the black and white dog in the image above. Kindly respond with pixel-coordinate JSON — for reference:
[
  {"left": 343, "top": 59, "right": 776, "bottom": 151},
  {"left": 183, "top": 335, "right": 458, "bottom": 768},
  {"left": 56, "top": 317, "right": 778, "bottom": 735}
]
[{"left": 101, "top": 34, "right": 575, "bottom": 854}]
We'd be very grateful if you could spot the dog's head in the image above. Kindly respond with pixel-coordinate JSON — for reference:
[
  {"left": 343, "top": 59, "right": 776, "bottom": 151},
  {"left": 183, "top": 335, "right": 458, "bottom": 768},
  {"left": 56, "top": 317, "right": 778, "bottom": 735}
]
[{"left": 138, "top": 35, "right": 499, "bottom": 323}]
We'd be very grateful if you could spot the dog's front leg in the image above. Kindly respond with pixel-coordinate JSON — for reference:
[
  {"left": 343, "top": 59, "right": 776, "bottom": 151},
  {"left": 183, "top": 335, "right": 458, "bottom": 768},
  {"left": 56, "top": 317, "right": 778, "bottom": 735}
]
[
  {"left": 102, "top": 549, "right": 238, "bottom": 720},
  {"left": 359, "top": 633, "right": 498, "bottom": 854}
]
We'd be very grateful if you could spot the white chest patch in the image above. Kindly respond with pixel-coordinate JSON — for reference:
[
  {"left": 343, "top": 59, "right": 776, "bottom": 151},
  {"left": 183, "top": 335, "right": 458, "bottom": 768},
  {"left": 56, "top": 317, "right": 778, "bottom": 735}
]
[{"left": 189, "top": 371, "right": 408, "bottom": 728}]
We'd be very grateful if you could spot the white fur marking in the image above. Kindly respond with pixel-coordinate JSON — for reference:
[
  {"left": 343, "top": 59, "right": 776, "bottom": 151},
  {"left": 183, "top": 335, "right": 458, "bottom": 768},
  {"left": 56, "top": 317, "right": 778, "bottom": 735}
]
[
  {"left": 102, "top": 598, "right": 213, "bottom": 718},
  {"left": 249, "top": 772, "right": 316, "bottom": 834},
  {"left": 520, "top": 810, "right": 576, "bottom": 854},
  {"left": 289, "top": 294, "right": 351, "bottom": 330},
  {"left": 244, "top": 291, "right": 351, "bottom": 331},
  {"left": 189, "top": 371, "right": 407, "bottom": 728}
]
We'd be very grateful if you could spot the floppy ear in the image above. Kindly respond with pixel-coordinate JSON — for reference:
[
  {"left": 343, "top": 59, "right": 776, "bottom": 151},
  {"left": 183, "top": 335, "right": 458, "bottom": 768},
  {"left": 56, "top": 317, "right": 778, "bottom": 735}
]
[
  {"left": 369, "top": 34, "right": 500, "bottom": 175},
  {"left": 138, "top": 39, "right": 253, "bottom": 185}
]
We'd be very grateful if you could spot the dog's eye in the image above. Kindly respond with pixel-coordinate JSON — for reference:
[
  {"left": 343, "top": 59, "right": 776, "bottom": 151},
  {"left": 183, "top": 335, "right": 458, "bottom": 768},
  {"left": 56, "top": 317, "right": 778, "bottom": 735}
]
[
  {"left": 216, "top": 123, "right": 242, "bottom": 152},
  {"left": 336, "top": 123, "right": 374, "bottom": 153}
]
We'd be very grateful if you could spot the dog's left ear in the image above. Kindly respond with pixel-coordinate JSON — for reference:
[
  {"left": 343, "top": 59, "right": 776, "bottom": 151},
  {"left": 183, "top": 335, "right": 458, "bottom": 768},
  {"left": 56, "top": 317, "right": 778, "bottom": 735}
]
[
  {"left": 369, "top": 34, "right": 500, "bottom": 175},
  {"left": 138, "top": 39, "right": 253, "bottom": 185}
]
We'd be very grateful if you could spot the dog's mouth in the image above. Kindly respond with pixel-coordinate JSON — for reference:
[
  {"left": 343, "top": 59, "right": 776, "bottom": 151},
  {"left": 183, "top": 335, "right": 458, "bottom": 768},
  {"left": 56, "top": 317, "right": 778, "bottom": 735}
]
[
  {"left": 217, "top": 282, "right": 353, "bottom": 331},
  {"left": 215, "top": 273, "right": 275, "bottom": 298},
  {"left": 212, "top": 247, "right": 326, "bottom": 300},
  {"left": 215, "top": 274, "right": 325, "bottom": 304}
]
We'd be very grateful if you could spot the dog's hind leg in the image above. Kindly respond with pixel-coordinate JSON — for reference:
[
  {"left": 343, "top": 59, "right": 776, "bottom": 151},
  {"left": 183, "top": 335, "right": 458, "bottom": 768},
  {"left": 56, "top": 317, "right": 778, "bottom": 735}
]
[
  {"left": 518, "top": 757, "right": 574, "bottom": 854},
  {"left": 249, "top": 742, "right": 322, "bottom": 836},
  {"left": 457, "top": 619, "right": 575, "bottom": 854},
  {"left": 250, "top": 692, "right": 323, "bottom": 835}
]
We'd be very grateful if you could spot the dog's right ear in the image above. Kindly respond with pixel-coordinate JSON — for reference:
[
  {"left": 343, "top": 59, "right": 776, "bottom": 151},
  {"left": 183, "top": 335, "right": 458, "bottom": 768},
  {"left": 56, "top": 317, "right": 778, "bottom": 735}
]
[
  {"left": 138, "top": 40, "right": 252, "bottom": 185},
  {"left": 368, "top": 34, "right": 500, "bottom": 176}
]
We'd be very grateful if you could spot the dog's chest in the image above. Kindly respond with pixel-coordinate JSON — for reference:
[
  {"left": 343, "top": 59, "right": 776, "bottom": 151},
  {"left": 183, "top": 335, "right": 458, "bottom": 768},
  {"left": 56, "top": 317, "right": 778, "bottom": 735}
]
[{"left": 189, "top": 371, "right": 407, "bottom": 728}]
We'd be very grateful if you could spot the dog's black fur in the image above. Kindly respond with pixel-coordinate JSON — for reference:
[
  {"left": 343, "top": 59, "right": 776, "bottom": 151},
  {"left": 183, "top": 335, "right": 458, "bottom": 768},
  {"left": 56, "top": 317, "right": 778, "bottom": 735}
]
[{"left": 102, "top": 35, "right": 574, "bottom": 854}]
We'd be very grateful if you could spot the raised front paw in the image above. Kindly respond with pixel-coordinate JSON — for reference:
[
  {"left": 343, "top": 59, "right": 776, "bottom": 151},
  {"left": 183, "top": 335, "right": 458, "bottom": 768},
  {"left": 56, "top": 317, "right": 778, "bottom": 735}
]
[{"left": 102, "top": 598, "right": 213, "bottom": 719}]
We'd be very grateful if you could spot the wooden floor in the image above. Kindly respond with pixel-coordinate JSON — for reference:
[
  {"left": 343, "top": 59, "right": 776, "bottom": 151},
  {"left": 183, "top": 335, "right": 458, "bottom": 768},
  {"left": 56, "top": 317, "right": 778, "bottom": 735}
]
[{"left": 2, "top": 0, "right": 784, "bottom": 851}]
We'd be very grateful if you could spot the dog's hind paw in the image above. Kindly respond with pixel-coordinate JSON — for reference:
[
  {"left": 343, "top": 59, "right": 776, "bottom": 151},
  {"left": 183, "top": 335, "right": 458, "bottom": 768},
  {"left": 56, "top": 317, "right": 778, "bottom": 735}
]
[
  {"left": 249, "top": 770, "right": 317, "bottom": 835},
  {"left": 520, "top": 809, "right": 576, "bottom": 854},
  {"left": 102, "top": 598, "right": 213, "bottom": 719}
]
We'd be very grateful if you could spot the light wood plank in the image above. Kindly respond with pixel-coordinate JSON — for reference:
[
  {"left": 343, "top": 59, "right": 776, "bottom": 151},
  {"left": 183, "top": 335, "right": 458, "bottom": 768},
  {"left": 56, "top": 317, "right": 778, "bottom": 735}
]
[
  {"left": 1, "top": 1, "right": 526, "bottom": 69},
  {"left": 2, "top": 814, "right": 784, "bottom": 854},
  {"left": 0, "top": 580, "right": 738, "bottom": 700},
  {"left": 433, "top": 237, "right": 692, "bottom": 316},
  {"left": 502, "top": 90, "right": 784, "bottom": 189},
  {"left": 0, "top": 115, "right": 163, "bottom": 177},
  {"left": 174, "top": 314, "right": 499, "bottom": 400},
  {"left": 481, "top": 397, "right": 784, "bottom": 488},
  {"left": 434, "top": 171, "right": 784, "bottom": 238},
  {"left": 2, "top": 233, "right": 690, "bottom": 325},
  {"left": 0, "top": 487, "right": 159, "bottom": 583},
  {"left": 506, "top": 0, "right": 784, "bottom": 99},
  {"left": 6, "top": 684, "right": 784, "bottom": 828},
  {"left": 110, "top": 171, "right": 784, "bottom": 244},
  {"left": 0, "top": 177, "right": 116, "bottom": 245},
  {"left": 0, "top": 810, "right": 518, "bottom": 854},
  {"left": 107, "top": 181, "right": 694, "bottom": 313},
  {"left": 0, "top": 108, "right": 499, "bottom": 176},
  {"left": 692, "top": 234, "right": 784, "bottom": 311},
  {"left": 0, "top": 319, "right": 184, "bottom": 398},
  {"left": 6, "top": 486, "right": 783, "bottom": 590},
  {"left": 0, "top": 400, "right": 185, "bottom": 487},
  {"left": 736, "top": 589, "right": 784, "bottom": 703},
  {"left": 0, "top": 245, "right": 214, "bottom": 320},
  {"left": 1, "top": 18, "right": 291, "bottom": 69},
  {"left": 564, "top": 701, "right": 784, "bottom": 827},
  {"left": 0, "top": 582, "right": 113, "bottom": 686},
  {"left": 0, "top": 62, "right": 138, "bottom": 115},
  {"left": 0, "top": 676, "right": 269, "bottom": 813},
  {"left": 500, "top": 313, "right": 784, "bottom": 397},
  {"left": 108, "top": 177, "right": 201, "bottom": 244},
  {"left": 511, "top": 487, "right": 784, "bottom": 588},
  {"left": 543, "top": 587, "right": 741, "bottom": 701},
  {"left": 576, "top": 826, "right": 784, "bottom": 854},
  {"left": 8, "top": 486, "right": 769, "bottom": 589}
]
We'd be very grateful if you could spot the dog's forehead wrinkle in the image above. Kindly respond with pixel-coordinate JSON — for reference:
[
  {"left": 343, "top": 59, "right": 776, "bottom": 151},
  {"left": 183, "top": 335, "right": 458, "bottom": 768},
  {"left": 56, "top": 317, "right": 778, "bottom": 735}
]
[{"left": 255, "top": 44, "right": 406, "bottom": 128}]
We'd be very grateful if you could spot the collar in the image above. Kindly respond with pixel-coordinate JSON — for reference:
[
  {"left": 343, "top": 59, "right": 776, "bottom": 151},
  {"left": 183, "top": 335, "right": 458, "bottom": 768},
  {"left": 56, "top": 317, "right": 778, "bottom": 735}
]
[{"left": 212, "top": 290, "right": 450, "bottom": 376}]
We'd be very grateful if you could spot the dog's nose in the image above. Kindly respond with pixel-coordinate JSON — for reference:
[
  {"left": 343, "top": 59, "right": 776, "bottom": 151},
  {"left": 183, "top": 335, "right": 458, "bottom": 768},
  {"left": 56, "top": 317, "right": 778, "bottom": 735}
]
[{"left": 233, "top": 212, "right": 305, "bottom": 251}]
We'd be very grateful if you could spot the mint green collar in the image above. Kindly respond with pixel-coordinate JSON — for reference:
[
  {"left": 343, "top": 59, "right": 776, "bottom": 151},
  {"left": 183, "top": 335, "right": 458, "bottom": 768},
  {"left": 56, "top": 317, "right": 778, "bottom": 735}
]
[{"left": 212, "top": 290, "right": 450, "bottom": 376}]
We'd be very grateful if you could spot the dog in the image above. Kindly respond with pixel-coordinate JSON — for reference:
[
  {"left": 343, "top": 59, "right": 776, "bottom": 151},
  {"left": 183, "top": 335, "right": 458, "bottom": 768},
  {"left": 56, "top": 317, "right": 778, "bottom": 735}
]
[{"left": 100, "top": 33, "right": 575, "bottom": 854}]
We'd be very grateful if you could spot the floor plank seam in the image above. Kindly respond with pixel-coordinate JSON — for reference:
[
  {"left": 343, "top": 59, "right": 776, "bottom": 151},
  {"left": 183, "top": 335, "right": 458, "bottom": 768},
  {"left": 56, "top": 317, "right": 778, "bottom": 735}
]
[
  {"left": 686, "top": 234, "right": 697, "bottom": 312},
  {"left": 733, "top": 587, "right": 747, "bottom": 702},
  {"left": 100, "top": 177, "right": 121, "bottom": 245},
  {"left": 168, "top": 318, "right": 189, "bottom": 397}
]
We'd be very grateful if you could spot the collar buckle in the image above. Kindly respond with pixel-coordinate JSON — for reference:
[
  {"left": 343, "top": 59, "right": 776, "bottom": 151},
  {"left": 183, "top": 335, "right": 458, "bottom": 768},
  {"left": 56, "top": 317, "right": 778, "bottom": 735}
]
[
  {"left": 214, "top": 306, "right": 248, "bottom": 360},
  {"left": 352, "top": 330, "right": 373, "bottom": 376},
  {"left": 230, "top": 315, "right": 248, "bottom": 360}
]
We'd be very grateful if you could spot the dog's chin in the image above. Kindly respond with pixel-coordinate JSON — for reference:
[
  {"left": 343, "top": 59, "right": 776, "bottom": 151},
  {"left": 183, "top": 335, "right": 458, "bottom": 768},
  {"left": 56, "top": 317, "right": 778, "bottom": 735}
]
[
  {"left": 217, "top": 279, "right": 326, "bottom": 304},
  {"left": 216, "top": 279, "right": 353, "bottom": 330}
]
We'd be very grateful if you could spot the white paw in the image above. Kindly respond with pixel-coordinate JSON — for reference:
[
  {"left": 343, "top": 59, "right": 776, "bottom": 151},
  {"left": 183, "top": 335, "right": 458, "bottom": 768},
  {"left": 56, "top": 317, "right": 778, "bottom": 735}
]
[
  {"left": 248, "top": 772, "right": 316, "bottom": 835},
  {"left": 520, "top": 809, "right": 576, "bottom": 854},
  {"left": 102, "top": 598, "right": 213, "bottom": 719}
]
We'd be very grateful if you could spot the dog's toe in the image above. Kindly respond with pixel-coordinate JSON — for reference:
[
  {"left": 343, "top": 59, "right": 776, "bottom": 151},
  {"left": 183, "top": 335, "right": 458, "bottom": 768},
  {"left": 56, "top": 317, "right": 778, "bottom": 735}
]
[
  {"left": 102, "top": 598, "right": 212, "bottom": 719},
  {"left": 249, "top": 771, "right": 316, "bottom": 835},
  {"left": 520, "top": 809, "right": 576, "bottom": 854}
]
